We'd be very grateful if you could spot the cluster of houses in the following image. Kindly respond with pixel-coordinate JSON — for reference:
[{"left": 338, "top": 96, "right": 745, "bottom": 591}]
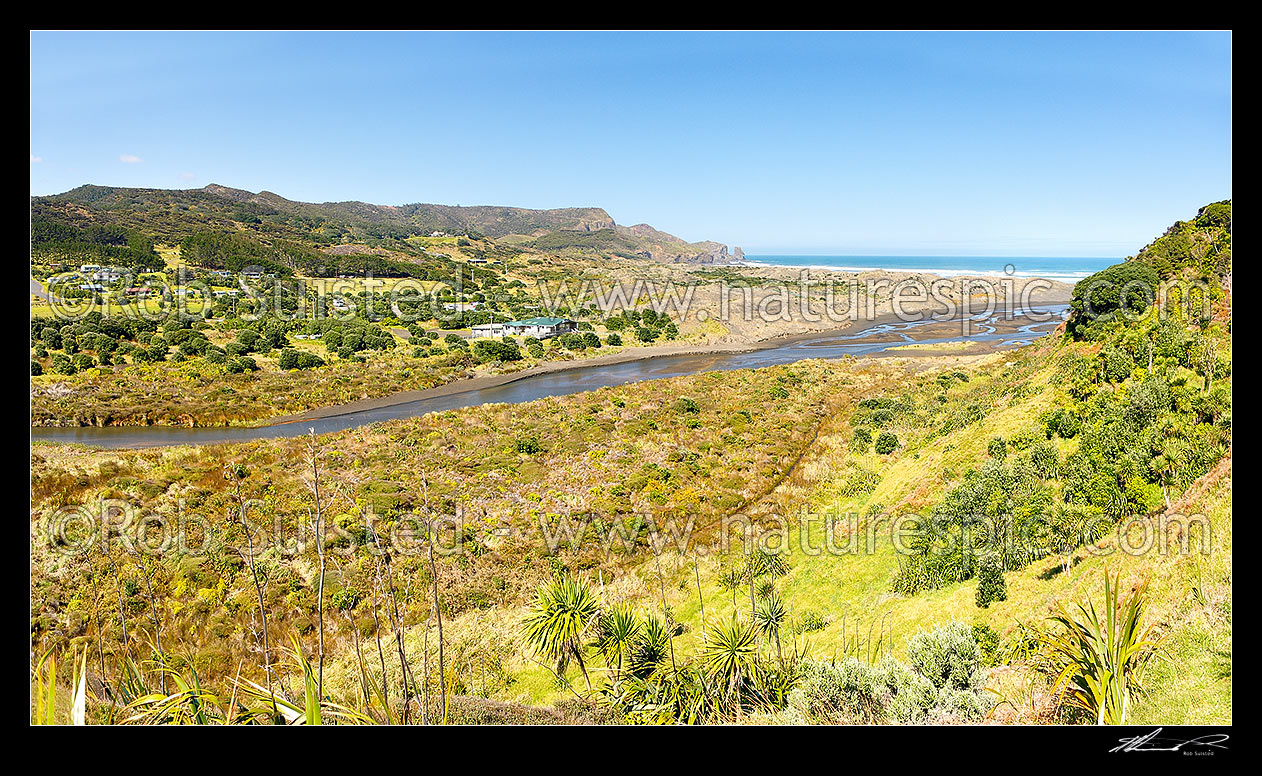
[
  {"left": 69, "top": 264, "right": 127, "bottom": 292},
  {"left": 60, "top": 265, "right": 251, "bottom": 297},
  {"left": 470, "top": 317, "right": 577, "bottom": 339},
  {"left": 78, "top": 264, "right": 125, "bottom": 282}
]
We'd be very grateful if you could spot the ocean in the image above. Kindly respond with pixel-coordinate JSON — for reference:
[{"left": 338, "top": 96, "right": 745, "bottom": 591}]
[{"left": 741, "top": 255, "right": 1117, "bottom": 280}]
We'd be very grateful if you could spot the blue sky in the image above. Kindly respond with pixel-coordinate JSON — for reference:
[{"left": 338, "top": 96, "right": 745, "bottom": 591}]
[{"left": 30, "top": 31, "right": 1231, "bottom": 256}]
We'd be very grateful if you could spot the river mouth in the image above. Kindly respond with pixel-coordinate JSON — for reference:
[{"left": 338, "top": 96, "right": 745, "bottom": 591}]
[{"left": 30, "top": 305, "right": 1066, "bottom": 449}]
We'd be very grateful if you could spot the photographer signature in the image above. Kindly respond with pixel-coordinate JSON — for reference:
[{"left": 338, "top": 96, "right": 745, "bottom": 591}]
[{"left": 1110, "top": 728, "right": 1229, "bottom": 753}]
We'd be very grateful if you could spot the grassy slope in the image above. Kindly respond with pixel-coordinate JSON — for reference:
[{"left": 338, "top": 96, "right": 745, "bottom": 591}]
[{"left": 491, "top": 335, "right": 1231, "bottom": 721}]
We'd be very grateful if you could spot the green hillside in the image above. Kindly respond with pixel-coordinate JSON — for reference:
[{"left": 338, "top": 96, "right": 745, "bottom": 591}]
[{"left": 31, "top": 183, "right": 727, "bottom": 264}]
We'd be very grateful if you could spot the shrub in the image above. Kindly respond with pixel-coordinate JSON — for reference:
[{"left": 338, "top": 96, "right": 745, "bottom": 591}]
[
  {"left": 1100, "top": 345, "right": 1135, "bottom": 383},
  {"left": 472, "top": 339, "right": 523, "bottom": 364},
  {"left": 787, "top": 656, "right": 946, "bottom": 724},
  {"left": 987, "top": 437, "right": 1006, "bottom": 459},
  {"left": 227, "top": 356, "right": 259, "bottom": 374},
  {"left": 235, "top": 329, "right": 261, "bottom": 352},
  {"left": 1036, "top": 573, "right": 1159, "bottom": 725},
  {"left": 514, "top": 434, "right": 542, "bottom": 454},
  {"left": 851, "top": 427, "right": 872, "bottom": 452},
  {"left": 278, "top": 348, "right": 326, "bottom": 370},
  {"left": 974, "top": 553, "right": 1008, "bottom": 608},
  {"left": 1044, "top": 408, "right": 1080, "bottom": 439},
  {"left": 788, "top": 658, "right": 891, "bottom": 724},
  {"left": 874, "top": 431, "right": 899, "bottom": 455},
  {"left": 605, "top": 333, "right": 622, "bottom": 346},
  {"left": 906, "top": 621, "right": 983, "bottom": 691},
  {"left": 874, "top": 658, "right": 938, "bottom": 723},
  {"left": 673, "top": 397, "right": 700, "bottom": 414},
  {"left": 1029, "top": 440, "right": 1059, "bottom": 478},
  {"left": 972, "top": 623, "right": 1001, "bottom": 667}
]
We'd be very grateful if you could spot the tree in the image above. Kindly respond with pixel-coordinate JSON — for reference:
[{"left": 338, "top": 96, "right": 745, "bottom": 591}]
[
  {"left": 974, "top": 553, "right": 1007, "bottom": 608},
  {"left": 1068, "top": 261, "right": 1159, "bottom": 336},
  {"left": 521, "top": 575, "right": 601, "bottom": 691},
  {"left": 592, "top": 604, "right": 641, "bottom": 682},
  {"left": 701, "top": 616, "right": 759, "bottom": 713},
  {"left": 753, "top": 591, "right": 788, "bottom": 666}
]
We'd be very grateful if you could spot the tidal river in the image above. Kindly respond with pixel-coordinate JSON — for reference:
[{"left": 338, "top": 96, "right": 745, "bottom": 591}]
[{"left": 31, "top": 305, "right": 1066, "bottom": 449}]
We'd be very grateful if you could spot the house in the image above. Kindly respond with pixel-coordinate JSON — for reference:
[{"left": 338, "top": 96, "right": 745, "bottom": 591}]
[
  {"left": 79, "top": 283, "right": 106, "bottom": 292},
  {"left": 77, "top": 266, "right": 124, "bottom": 283},
  {"left": 492, "top": 317, "right": 578, "bottom": 339},
  {"left": 241, "top": 266, "right": 264, "bottom": 279},
  {"left": 442, "top": 301, "right": 482, "bottom": 312},
  {"left": 470, "top": 322, "right": 504, "bottom": 338}
]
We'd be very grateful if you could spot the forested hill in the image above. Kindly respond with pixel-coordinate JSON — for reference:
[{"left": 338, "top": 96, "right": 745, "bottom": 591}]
[
  {"left": 1130, "top": 199, "right": 1231, "bottom": 281},
  {"left": 31, "top": 183, "right": 730, "bottom": 262},
  {"left": 1069, "top": 200, "right": 1231, "bottom": 334},
  {"left": 38, "top": 183, "right": 614, "bottom": 243}
]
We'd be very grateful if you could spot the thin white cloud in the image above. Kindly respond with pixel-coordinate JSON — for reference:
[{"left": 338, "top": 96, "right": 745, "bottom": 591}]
[
  {"left": 119, "top": 154, "right": 142, "bottom": 163},
  {"left": 30, "top": 154, "right": 43, "bottom": 163},
  {"left": 178, "top": 171, "right": 197, "bottom": 181}
]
